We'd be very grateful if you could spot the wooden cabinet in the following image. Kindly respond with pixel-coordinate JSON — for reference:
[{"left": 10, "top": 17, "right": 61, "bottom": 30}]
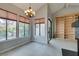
[{"left": 56, "top": 15, "right": 76, "bottom": 40}]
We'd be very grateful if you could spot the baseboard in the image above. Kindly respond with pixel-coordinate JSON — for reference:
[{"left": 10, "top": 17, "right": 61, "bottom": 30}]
[{"left": 33, "top": 40, "right": 48, "bottom": 45}]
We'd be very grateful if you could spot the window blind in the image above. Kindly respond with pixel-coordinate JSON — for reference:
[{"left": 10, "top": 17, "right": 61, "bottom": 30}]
[
  {"left": 19, "top": 16, "right": 30, "bottom": 23},
  {"left": 0, "top": 8, "right": 30, "bottom": 22},
  {"left": 0, "top": 9, "right": 7, "bottom": 18},
  {"left": 35, "top": 18, "right": 45, "bottom": 24},
  {"left": 7, "top": 12, "right": 17, "bottom": 21}
]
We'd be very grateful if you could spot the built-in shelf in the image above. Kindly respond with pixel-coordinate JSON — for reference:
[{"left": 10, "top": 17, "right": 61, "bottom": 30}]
[{"left": 56, "top": 15, "right": 78, "bottom": 40}]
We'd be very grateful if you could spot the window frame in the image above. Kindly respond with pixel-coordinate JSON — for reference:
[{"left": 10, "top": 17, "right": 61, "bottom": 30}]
[
  {"left": 40, "top": 23, "right": 45, "bottom": 36},
  {"left": 24, "top": 23, "right": 30, "bottom": 37},
  {"left": 19, "top": 22, "right": 25, "bottom": 38},
  {"left": 35, "top": 23, "right": 45, "bottom": 36},
  {"left": 0, "top": 17, "right": 7, "bottom": 41},
  {"left": 35, "top": 23, "right": 40, "bottom": 36},
  {"left": 0, "top": 17, "right": 17, "bottom": 41},
  {"left": 7, "top": 19, "right": 17, "bottom": 40}
]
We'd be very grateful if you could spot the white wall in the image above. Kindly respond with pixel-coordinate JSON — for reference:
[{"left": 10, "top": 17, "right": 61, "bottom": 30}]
[
  {"left": 0, "top": 3, "right": 31, "bottom": 54},
  {"left": 34, "top": 4, "right": 48, "bottom": 19},
  {"left": 48, "top": 4, "right": 52, "bottom": 18},
  {"left": 54, "top": 7, "right": 79, "bottom": 16}
]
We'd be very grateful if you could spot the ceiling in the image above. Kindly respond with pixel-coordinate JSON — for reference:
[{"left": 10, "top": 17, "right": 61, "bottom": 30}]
[
  {"left": 12, "top": 3, "right": 79, "bottom": 16},
  {"left": 12, "top": 3, "right": 45, "bottom": 12},
  {"left": 48, "top": 3, "right": 79, "bottom": 15},
  {"left": 48, "top": 3, "right": 65, "bottom": 14}
]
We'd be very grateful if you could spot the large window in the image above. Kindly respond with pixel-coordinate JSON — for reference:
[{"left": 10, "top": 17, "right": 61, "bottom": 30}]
[
  {"left": 19, "top": 22, "right": 24, "bottom": 37},
  {"left": 0, "top": 18, "right": 6, "bottom": 41},
  {"left": 35, "top": 24, "right": 45, "bottom": 36},
  {"left": 35, "top": 24, "right": 40, "bottom": 36},
  {"left": 19, "top": 23, "right": 30, "bottom": 38},
  {"left": 40, "top": 24, "right": 45, "bottom": 36},
  {"left": 25, "top": 24, "right": 29, "bottom": 37},
  {"left": 7, "top": 20, "right": 16, "bottom": 39},
  {"left": 0, "top": 8, "right": 30, "bottom": 41}
]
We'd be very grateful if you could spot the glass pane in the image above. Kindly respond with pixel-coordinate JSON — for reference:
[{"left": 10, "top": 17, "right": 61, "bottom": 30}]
[
  {"left": 40, "top": 24, "right": 45, "bottom": 36},
  {"left": 0, "top": 18, "right": 6, "bottom": 41},
  {"left": 7, "top": 20, "right": 16, "bottom": 39},
  {"left": 19, "top": 22, "right": 24, "bottom": 37},
  {"left": 25, "top": 24, "right": 29, "bottom": 37},
  {"left": 48, "top": 20, "right": 51, "bottom": 32},
  {"left": 36, "top": 24, "right": 39, "bottom": 36}
]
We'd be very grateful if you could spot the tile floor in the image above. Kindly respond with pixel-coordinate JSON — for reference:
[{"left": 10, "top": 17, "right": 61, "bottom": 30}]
[{"left": 0, "top": 42, "right": 62, "bottom": 56}]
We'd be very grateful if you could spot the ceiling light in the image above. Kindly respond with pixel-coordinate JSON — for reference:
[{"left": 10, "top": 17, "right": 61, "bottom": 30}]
[{"left": 24, "top": 4, "right": 35, "bottom": 18}]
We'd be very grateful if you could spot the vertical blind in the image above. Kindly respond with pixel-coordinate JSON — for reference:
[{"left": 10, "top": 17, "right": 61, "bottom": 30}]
[
  {"left": 26, "top": 18, "right": 30, "bottom": 24},
  {"left": 19, "top": 16, "right": 30, "bottom": 23},
  {"left": 0, "top": 9, "right": 7, "bottom": 18},
  {"left": 35, "top": 18, "right": 45, "bottom": 24},
  {"left": 7, "top": 12, "right": 17, "bottom": 20},
  {"left": 19, "top": 16, "right": 25, "bottom": 22}
]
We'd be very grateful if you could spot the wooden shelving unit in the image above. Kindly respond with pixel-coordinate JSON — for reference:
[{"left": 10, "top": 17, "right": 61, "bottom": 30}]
[
  {"left": 56, "top": 17, "right": 65, "bottom": 39},
  {"left": 56, "top": 15, "right": 77, "bottom": 40}
]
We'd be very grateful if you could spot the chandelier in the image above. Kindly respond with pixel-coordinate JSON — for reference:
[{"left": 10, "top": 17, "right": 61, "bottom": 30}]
[{"left": 24, "top": 4, "right": 35, "bottom": 18}]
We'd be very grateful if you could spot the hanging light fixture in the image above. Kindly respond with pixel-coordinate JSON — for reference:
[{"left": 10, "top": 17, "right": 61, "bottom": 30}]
[{"left": 24, "top": 3, "right": 35, "bottom": 18}]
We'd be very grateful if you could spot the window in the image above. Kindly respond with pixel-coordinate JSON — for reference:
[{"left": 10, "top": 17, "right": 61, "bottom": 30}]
[
  {"left": 0, "top": 9, "right": 31, "bottom": 41},
  {"left": 40, "top": 24, "right": 45, "bottom": 36},
  {"left": 19, "top": 22, "right": 24, "bottom": 37},
  {"left": 0, "top": 18, "right": 6, "bottom": 41},
  {"left": 35, "top": 24, "right": 40, "bottom": 36},
  {"left": 35, "top": 24, "right": 45, "bottom": 36},
  {"left": 7, "top": 20, "right": 16, "bottom": 39},
  {"left": 25, "top": 24, "right": 29, "bottom": 37}
]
